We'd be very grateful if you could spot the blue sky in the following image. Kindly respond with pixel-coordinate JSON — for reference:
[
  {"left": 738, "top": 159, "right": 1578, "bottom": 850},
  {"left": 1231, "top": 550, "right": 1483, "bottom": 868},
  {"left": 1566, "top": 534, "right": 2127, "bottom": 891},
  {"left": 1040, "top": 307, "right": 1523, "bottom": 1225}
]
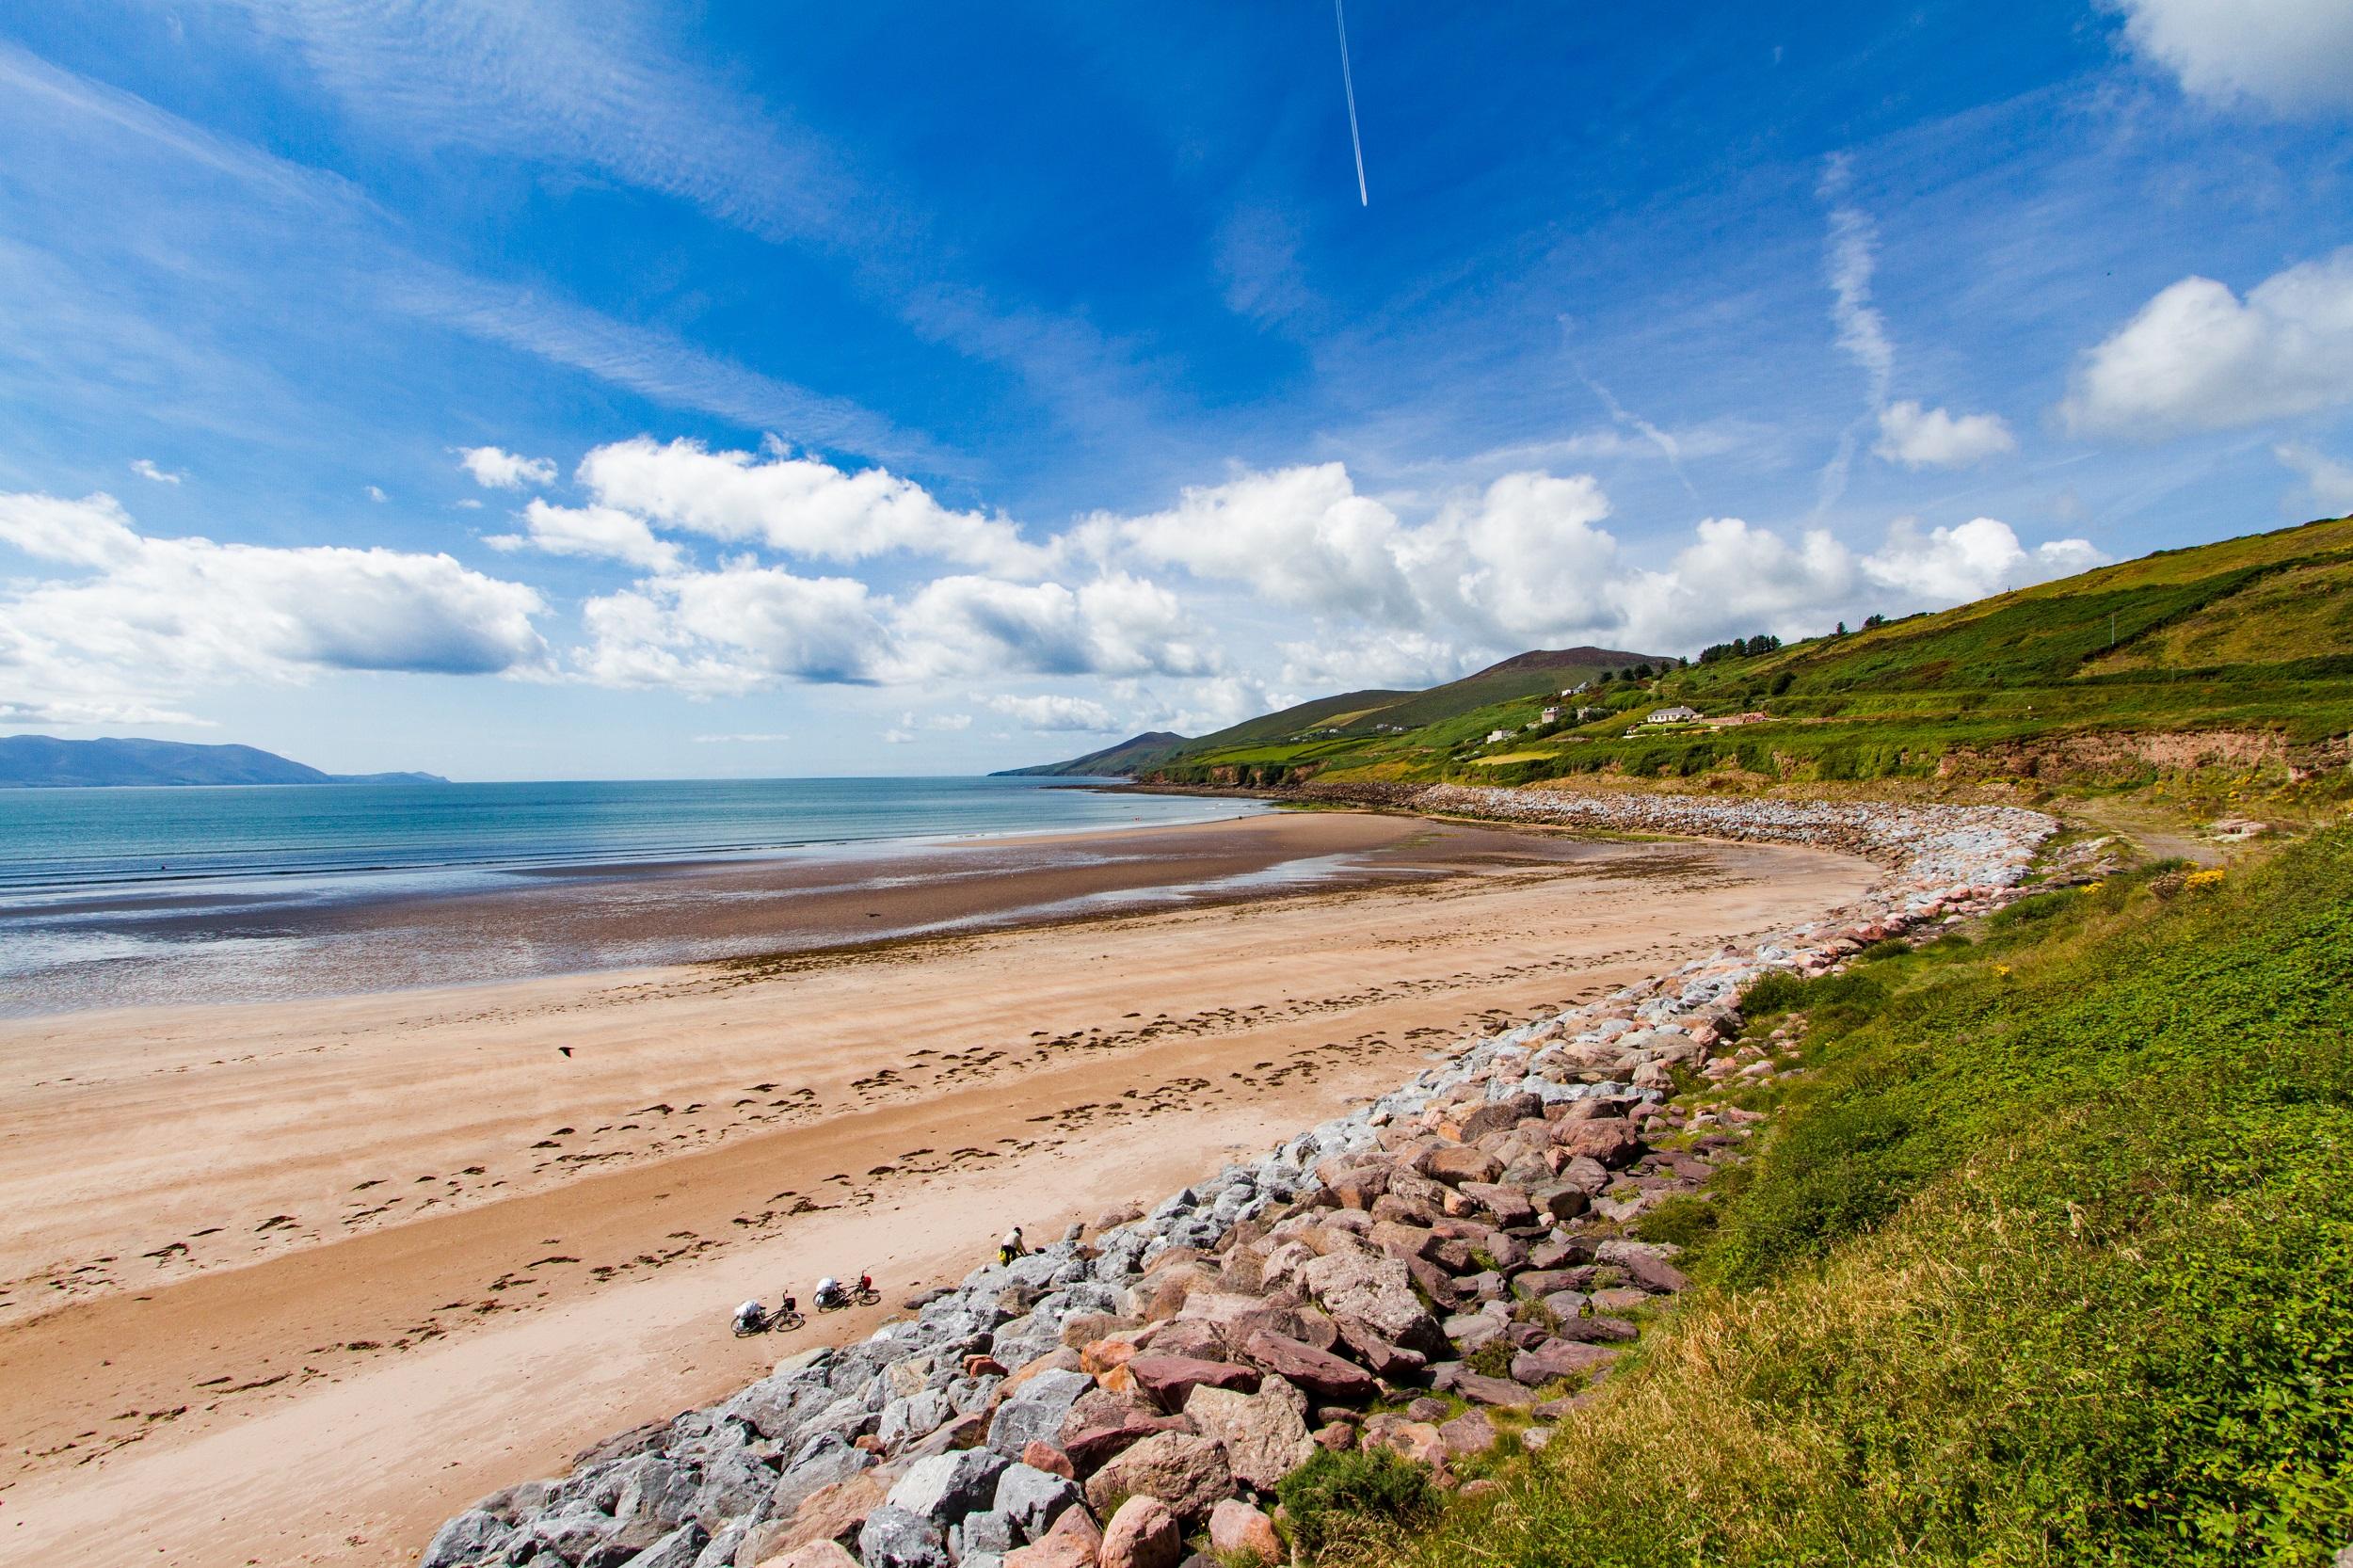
[{"left": 1, "top": 1, "right": 2348, "bottom": 779}]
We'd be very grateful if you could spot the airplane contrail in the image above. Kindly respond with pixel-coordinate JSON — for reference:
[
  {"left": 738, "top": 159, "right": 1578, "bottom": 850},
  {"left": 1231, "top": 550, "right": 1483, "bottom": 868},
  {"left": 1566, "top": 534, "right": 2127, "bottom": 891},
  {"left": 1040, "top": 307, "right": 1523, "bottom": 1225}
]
[{"left": 1335, "top": 0, "right": 1368, "bottom": 205}]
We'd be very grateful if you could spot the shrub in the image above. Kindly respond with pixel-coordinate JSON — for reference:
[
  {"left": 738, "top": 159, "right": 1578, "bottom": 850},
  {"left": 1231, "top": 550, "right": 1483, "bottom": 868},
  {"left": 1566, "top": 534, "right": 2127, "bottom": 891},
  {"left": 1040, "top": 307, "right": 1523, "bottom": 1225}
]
[
  {"left": 1276, "top": 1447, "right": 1440, "bottom": 1559},
  {"left": 1738, "top": 969, "right": 1809, "bottom": 1016}
]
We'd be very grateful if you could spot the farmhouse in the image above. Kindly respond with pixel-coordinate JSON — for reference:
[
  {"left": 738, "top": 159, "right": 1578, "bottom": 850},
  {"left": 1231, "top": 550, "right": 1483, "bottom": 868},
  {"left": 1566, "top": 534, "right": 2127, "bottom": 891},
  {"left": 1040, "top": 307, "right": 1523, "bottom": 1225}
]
[{"left": 1646, "top": 705, "right": 1703, "bottom": 725}]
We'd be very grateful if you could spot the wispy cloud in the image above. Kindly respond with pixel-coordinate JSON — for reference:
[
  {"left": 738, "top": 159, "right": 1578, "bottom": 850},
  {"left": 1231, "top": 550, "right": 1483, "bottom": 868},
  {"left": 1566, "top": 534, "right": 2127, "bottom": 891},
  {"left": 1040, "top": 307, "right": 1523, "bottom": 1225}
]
[
  {"left": 1816, "top": 153, "right": 1895, "bottom": 516},
  {"left": 129, "top": 458, "right": 183, "bottom": 485},
  {"left": 219, "top": 0, "right": 1164, "bottom": 449}
]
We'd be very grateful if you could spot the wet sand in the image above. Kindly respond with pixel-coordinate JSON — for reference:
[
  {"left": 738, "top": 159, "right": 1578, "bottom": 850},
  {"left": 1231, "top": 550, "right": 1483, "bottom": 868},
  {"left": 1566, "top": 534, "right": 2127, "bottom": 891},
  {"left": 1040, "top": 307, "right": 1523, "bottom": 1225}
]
[{"left": 0, "top": 808, "right": 1880, "bottom": 1566}]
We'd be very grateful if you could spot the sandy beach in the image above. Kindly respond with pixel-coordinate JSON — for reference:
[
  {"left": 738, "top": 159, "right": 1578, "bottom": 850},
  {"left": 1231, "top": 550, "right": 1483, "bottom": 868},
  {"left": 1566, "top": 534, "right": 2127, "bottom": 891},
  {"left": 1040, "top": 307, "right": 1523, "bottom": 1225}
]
[{"left": 0, "top": 808, "right": 1878, "bottom": 1566}]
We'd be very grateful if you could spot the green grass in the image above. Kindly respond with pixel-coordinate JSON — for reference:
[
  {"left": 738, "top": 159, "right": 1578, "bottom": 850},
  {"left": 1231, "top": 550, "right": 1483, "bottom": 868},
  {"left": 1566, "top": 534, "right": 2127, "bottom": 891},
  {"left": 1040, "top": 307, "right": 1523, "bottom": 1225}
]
[{"left": 1356, "top": 827, "right": 2353, "bottom": 1567}]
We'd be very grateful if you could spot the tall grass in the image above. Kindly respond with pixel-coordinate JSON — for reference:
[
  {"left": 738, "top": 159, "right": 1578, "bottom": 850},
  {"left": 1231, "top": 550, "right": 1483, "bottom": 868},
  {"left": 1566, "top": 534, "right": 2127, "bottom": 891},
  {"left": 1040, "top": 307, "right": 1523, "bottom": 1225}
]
[{"left": 1375, "top": 828, "right": 2353, "bottom": 1567}]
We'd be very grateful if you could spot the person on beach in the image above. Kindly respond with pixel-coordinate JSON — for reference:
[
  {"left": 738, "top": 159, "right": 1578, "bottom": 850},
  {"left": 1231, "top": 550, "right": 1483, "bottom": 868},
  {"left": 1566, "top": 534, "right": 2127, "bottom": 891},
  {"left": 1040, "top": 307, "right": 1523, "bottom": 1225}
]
[
  {"left": 814, "top": 1275, "right": 842, "bottom": 1310},
  {"left": 730, "top": 1299, "right": 766, "bottom": 1336},
  {"left": 999, "top": 1226, "right": 1024, "bottom": 1264}
]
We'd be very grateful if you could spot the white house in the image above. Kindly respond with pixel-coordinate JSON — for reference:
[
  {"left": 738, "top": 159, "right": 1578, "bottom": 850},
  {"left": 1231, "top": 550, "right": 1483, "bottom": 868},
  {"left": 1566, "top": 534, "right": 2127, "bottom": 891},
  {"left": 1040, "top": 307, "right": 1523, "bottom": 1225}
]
[
  {"left": 1485, "top": 728, "right": 1512, "bottom": 744},
  {"left": 1646, "top": 705, "right": 1703, "bottom": 725},
  {"left": 1540, "top": 706, "right": 1561, "bottom": 724}
]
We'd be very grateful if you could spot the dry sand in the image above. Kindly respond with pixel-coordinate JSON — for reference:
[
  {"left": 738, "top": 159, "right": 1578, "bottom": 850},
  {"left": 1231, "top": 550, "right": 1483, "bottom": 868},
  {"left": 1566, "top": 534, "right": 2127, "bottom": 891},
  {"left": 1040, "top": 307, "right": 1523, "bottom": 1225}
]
[{"left": 0, "top": 809, "right": 1877, "bottom": 1566}]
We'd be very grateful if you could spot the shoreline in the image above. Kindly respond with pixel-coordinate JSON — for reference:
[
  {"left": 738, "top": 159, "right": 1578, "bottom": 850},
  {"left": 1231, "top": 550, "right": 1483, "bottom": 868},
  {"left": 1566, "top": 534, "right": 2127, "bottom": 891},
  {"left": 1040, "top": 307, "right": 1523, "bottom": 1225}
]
[
  {"left": 0, "top": 807, "right": 1500, "bottom": 1019},
  {"left": 0, "top": 803, "right": 1882, "bottom": 1568}
]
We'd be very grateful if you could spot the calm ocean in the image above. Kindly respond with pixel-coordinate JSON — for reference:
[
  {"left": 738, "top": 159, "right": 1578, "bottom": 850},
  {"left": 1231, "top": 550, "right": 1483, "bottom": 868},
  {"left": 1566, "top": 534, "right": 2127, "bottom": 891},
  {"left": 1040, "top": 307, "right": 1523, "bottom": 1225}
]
[
  {"left": 0, "top": 776, "right": 1252, "bottom": 894},
  {"left": 0, "top": 777, "right": 1267, "bottom": 1014}
]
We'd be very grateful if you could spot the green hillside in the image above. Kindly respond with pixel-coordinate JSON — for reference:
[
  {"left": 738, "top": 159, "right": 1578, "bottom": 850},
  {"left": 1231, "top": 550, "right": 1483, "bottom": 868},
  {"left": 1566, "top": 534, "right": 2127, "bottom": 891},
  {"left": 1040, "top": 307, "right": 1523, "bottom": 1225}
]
[
  {"left": 1002, "top": 647, "right": 1661, "bottom": 779},
  {"left": 1110, "top": 515, "right": 2352, "bottom": 796}
]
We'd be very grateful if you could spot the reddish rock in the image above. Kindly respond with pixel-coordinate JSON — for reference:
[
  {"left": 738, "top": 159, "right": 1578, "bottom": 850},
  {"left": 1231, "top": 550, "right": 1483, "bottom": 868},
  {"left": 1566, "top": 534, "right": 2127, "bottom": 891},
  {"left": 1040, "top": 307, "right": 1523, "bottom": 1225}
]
[
  {"left": 1020, "top": 1440, "right": 1078, "bottom": 1480},
  {"left": 1359, "top": 1414, "right": 1448, "bottom": 1467},
  {"left": 1369, "top": 1220, "right": 1446, "bottom": 1263},
  {"left": 1602, "top": 1247, "right": 1691, "bottom": 1293},
  {"left": 757, "top": 1542, "right": 861, "bottom": 1568},
  {"left": 1511, "top": 1339, "right": 1620, "bottom": 1385},
  {"left": 1311, "top": 1421, "right": 1357, "bottom": 1451},
  {"left": 1554, "top": 1315, "right": 1639, "bottom": 1344},
  {"left": 1318, "top": 1159, "right": 1393, "bottom": 1211},
  {"left": 1005, "top": 1505, "right": 1103, "bottom": 1567},
  {"left": 1557, "top": 1120, "right": 1644, "bottom": 1170},
  {"left": 1433, "top": 1365, "right": 1535, "bottom": 1407},
  {"left": 740, "top": 1471, "right": 887, "bottom": 1560},
  {"left": 1332, "top": 1319, "right": 1427, "bottom": 1382},
  {"left": 1456, "top": 1182, "right": 1536, "bottom": 1228},
  {"left": 1082, "top": 1432, "right": 1234, "bottom": 1524},
  {"left": 1207, "top": 1498, "right": 1282, "bottom": 1564},
  {"left": 1080, "top": 1338, "right": 1139, "bottom": 1377},
  {"left": 1590, "top": 1286, "right": 1651, "bottom": 1313},
  {"left": 1369, "top": 1191, "right": 1443, "bottom": 1228},
  {"left": 1061, "top": 1408, "right": 1190, "bottom": 1474},
  {"left": 1123, "top": 1354, "right": 1258, "bottom": 1411},
  {"left": 1003, "top": 1350, "right": 1085, "bottom": 1396},
  {"left": 1414, "top": 1145, "right": 1505, "bottom": 1188},
  {"left": 1237, "top": 1330, "right": 1377, "bottom": 1404},
  {"left": 1455, "top": 1093, "right": 1544, "bottom": 1142},
  {"left": 1097, "top": 1495, "right": 1181, "bottom": 1568},
  {"left": 1136, "top": 1320, "right": 1226, "bottom": 1363},
  {"left": 1184, "top": 1378, "right": 1313, "bottom": 1491},
  {"left": 1511, "top": 1269, "right": 1594, "bottom": 1301},
  {"left": 1436, "top": 1407, "right": 1497, "bottom": 1460}
]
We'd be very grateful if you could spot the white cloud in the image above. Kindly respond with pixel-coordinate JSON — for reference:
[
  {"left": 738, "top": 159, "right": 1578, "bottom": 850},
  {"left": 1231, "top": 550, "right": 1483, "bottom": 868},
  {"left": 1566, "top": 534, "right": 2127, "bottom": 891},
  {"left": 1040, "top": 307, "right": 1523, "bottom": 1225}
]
[
  {"left": 2116, "top": 0, "right": 2353, "bottom": 114},
  {"left": 366, "top": 484, "right": 389, "bottom": 502},
  {"left": 1860, "top": 517, "right": 2106, "bottom": 601},
  {"left": 129, "top": 458, "right": 183, "bottom": 485},
  {"left": 489, "top": 499, "right": 683, "bottom": 571},
  {"left": 578, "top": 564, "right": 891, "bottom": 696},
  {"left": 1115, "top": 463, "right": 1422, "bottom": 623},
  {"left": 578, "top": 437, "right": 1043, "bottom": 573},
  {"left": 1277, "top": 632, "right": 1470, "bottom": 694},
  {"left": 0, "top": 491, "right": 548, "bottom": 722},
  {"left": 985, "top": 694, "right": 1119, "bottom": 731},
  {"left": 895, "top": 572, "right": 1219, "bottom": 680},
  {"left": 2276, "top": 443, "right": 2353, "bottom": 516},
  {"left": 458, "top": 445, "right": 558, "bottom": 489},
  {"left": 1872, "top": 401, "right": 2017, "bottom": 469},
  {"left": 2061, "top": 250, "right": 2353, "bottom": 436},
  {"left": 454, "top": 498, "right": 484, "bottom": 510}
]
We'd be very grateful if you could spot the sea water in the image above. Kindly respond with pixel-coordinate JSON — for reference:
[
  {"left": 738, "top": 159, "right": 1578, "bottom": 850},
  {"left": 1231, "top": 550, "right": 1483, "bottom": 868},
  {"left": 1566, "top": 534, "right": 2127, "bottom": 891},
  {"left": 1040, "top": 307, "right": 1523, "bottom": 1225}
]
[{"left": 0, "top": 776, "right": 1263, "bottom": 1014}]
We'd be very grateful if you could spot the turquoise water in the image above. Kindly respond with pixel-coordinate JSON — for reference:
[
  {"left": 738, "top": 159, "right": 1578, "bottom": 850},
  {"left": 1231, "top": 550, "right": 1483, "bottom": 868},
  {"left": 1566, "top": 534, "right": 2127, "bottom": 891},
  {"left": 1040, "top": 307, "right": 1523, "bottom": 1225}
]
[
  {"left": 0, "top": 777, "right": 1268, "bottom": 1014},
  {"left": 0, "top": 776, "right": 1248, "bottom": 893}
]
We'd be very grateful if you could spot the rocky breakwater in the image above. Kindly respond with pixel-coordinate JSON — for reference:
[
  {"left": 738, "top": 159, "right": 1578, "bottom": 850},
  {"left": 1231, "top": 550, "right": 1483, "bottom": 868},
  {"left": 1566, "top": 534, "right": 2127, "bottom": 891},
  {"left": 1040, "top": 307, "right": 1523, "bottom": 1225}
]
[{"left": 419, "top": 793, "right": 2055, "bottom": 1568}]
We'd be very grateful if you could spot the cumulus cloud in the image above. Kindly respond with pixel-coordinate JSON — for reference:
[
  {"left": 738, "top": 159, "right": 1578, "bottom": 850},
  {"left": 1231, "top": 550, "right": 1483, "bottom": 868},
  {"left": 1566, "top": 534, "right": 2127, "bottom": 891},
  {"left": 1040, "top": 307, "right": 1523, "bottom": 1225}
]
[
  {"left": 0, "top": 491, "right": 548, "bottom": 721},
  {"left": 129, "top": 458, "right": 183, "bottom": 485},
  {"left": 578, "top": 564, "right": 891, "bottom": 695},
  {"left": 897, "top": 572, "right": 1217, "bottom": 681},
  {"left": 1861, "top": 518, "right": 2106, "bottom": 600},
  {"left": 1873, "top": 401, "right": 2018, "bottom": 469},
  {"left": 2115, "top": 0, "right": 2353, "bottom": 114},
  {"left": 2061, "top": 250, "right": 2353, "bottom": 436},
  {"left": 577, "top": 437, "right": 1044, "bottom": 573},
  {"left": 489, "top": 500, "right": 683, "bottom": 571},
  {"left": 985, "top": 694, "right": 1118, "bottom": 731},
  {"left": 1115, "top": 463, "right": 1421, "bottom": 623},
  {"left": 458, "top": 445, "right": 558, "bottom": 489},
  {"left": 2277, "top": 443, "right": 2353, "bottom": 516}
]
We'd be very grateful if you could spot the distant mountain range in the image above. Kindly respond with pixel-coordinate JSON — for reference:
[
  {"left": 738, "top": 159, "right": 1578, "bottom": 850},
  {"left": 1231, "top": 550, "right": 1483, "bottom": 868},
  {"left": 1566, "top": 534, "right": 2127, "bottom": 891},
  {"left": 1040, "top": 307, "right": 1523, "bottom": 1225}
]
[
  {"left": 998, "top": 646, "right": 1665, "bottom": 777},
  {"left": 0, "top": 735, "right": 447, "bottom": 789}
]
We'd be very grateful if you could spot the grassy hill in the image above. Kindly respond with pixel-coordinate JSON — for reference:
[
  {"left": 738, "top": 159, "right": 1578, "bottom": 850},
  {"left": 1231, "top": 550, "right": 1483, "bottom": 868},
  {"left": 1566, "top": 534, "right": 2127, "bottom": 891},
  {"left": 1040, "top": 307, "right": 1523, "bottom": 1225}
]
[
  {"left": 1000, "top": 647, "right": 1662, "bottom": 779},
  {"left": 1080, "top": 516, "right": 2351, "bottom": 797}
]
